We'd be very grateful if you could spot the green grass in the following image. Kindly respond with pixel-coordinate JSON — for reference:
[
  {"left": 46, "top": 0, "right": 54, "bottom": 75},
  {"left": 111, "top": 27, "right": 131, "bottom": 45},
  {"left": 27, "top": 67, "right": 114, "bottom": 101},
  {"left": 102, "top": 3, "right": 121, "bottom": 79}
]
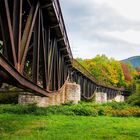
[
  {"left": 0, "top": 114, "right": 140, "bottom": 140},
  {"left": 0, "top": 103, "right": 140, "bottom": 140}
]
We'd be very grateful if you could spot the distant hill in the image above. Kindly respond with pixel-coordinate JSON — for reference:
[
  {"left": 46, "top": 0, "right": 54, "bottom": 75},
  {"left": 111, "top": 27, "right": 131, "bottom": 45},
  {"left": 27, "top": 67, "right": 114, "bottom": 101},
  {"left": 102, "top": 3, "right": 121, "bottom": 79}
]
[{"left": 122, "top": 56, "right": 140, "bottom": 68}]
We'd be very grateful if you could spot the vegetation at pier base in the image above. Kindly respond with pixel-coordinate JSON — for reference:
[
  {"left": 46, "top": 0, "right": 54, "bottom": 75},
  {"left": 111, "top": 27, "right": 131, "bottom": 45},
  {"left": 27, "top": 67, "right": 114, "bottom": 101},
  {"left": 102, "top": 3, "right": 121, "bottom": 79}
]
[
  {"left": 1, "top": 103, "right": 140, "bottom": 140},
  {"left": 1, "top": 102, "right": 140, "bottom": 117},
  {"left": 0, "top": 92, "right": 18, "bottom": 104}
]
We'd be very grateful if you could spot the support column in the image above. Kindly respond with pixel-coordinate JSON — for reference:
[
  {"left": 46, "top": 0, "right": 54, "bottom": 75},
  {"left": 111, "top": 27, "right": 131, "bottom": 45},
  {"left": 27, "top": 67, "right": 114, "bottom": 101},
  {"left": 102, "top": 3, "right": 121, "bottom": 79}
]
[
  {"left": 95, "top": 92, "right": 107, "bottom": 103},
  {"left": 114, "top": 95, "right": 124, "bottom": 102},
  {"left": 18, "top": 82, "right": 81, "bottom": 107},
  {"left": 65, "top": 82, "right": 81, "bottom": 104}
]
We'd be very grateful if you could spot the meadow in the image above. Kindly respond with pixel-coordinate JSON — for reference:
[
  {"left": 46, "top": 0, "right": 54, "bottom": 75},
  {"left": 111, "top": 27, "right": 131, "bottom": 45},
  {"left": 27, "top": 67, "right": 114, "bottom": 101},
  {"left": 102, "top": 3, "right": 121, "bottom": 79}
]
[
  {"left": 1, "top": 114, "right": 140, "bottom": 140},
  {"left": 0, "top": 102, "right": 140, "bottom": 140}
]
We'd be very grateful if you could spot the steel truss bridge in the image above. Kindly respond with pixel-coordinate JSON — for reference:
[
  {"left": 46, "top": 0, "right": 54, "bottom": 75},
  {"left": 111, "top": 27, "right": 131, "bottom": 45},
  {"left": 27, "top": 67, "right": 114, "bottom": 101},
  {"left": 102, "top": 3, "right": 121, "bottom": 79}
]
[{"left": 0, "top": 0, "right": 124, "bottom": 100}]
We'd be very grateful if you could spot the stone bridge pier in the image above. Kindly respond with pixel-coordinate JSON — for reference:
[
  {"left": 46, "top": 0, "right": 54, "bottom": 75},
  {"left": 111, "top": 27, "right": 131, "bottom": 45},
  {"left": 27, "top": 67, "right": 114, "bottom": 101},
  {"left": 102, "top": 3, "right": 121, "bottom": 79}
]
[
  {"left": 18, "top": 82, "right": 81, "bottom": 107},
  {"left": 18, "top": 82, "right": 124, "bottom": 107},
  {"left": 95, "top": 91, "right": 124, "bottom": 103}
]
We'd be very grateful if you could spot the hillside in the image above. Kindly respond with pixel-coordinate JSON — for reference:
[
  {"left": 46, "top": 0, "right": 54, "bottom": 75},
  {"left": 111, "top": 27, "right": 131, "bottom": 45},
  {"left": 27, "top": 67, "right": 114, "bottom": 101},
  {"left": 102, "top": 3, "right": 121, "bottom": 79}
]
[{"left": 122, "top": 56, "right": 140, "bottom": 68}]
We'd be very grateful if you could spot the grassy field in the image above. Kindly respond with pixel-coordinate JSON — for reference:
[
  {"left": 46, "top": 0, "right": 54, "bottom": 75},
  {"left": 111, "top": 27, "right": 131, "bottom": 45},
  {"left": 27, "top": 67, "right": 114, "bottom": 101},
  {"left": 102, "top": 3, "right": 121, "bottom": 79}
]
[
  {"left": 0, "top": 104, "right": 140, "bottom": 140},
  {"left": 1, "top": 114, "right": 140, "bottom": 140}
]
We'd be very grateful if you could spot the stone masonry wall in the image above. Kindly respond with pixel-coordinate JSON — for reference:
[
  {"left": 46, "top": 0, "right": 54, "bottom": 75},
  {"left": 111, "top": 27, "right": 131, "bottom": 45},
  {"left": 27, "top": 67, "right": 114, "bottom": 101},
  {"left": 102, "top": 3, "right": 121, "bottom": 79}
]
[
  {"left": 95, "top": 92, "right": 107, "bottom": 103},
  {"left": 95, "top": 92, "right": 124, "bottom": 103},
  {"left": 18, "top": 82, "right": 81, "bottom": 107},
  {"left": 65, "top": 82, "right": 81, "bottom": 104},
  {"left": 18, "top": 82, "right": 124, "bottom": 106},
  {"left": 114, "top": 95, "right": 124, "bottom": 102}
]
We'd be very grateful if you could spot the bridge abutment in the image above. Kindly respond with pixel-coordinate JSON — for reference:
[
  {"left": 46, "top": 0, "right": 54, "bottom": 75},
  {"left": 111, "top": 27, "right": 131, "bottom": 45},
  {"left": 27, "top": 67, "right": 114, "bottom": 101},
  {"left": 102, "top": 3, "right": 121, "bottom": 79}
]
[{"left": 18, "top": 82, "right": 81, "bottom": 107}]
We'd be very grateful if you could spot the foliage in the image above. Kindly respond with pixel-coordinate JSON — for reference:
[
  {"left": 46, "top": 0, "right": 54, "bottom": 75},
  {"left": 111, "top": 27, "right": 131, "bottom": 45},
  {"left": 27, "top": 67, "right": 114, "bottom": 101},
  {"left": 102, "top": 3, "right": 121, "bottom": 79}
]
[
  {"left": 121, "top": 63, "right": 132, "bottom": 81},
  {"left": 77, "top": 55, "right": 126, "bottom": 87},
  {"left": 0, "top": 92, "right": 18, "bottom": 104},
  {"left": 134, "top": 71, "right": 140, "bottom": 80},
  {"left": 136, "top": 67, "right": 140, "bottom": 72},
  {"left": 1, "top": 102, "right": 140, "bottom": 117},
  {"left": 77, "top": 55, "right": 138, "bottom": 89},
  {"left": 24, "top": 60, "right": 32, "bottom": 78},
  {"left": 127, "top": 81, "right": 140, "bottom": 106}
]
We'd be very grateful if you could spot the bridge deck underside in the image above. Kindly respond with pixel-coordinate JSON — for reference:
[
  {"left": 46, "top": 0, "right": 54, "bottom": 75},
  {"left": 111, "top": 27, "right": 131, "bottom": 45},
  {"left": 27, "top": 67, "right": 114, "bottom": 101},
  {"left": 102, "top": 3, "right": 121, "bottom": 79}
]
[{"left": 0, "top": 0, "right": 123, "bottom": 99}]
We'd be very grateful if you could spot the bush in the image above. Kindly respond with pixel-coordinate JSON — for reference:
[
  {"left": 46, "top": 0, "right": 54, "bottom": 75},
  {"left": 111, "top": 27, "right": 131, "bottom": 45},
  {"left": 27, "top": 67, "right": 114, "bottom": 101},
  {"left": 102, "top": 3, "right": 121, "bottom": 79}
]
[
  {"left": 2, "top": 104, "right": 37, "bottom": 114},
  {"left": 71, "top": 104, "right": 98, "bottom": 116},
  {"left": 127, "top": 82, "right": 140, "bottom": 106},
  {"left": 111, "top": 108, "right": 140, "bottom": 117},
  {"left": 1, "top": 102, "right": 140, "bottom": 117},
  {"left": 0, "top": 92, "right": 18, "bottom": 104},
  {"left": 101, "top": 101, "right": 130, "bottom": 109}
]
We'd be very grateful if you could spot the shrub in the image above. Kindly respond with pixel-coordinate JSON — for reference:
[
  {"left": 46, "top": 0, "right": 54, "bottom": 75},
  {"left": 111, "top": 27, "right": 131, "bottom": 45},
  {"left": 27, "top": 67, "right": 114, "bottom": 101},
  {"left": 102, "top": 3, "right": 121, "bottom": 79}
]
[
  {"left": 110, "top": 108, "right": 140, "bottom": 117},
  {"left": 1, "top": 102, "right": 140, "bottom": 117},
  {"left": 127, "top": 82, "right": 140, "bottom": 106},
  {"left": 2, "top": 104, "right": 37, "bottom": 114},
  {"left": 102, "top": 101, "right": 130, "bottom": 109},
  {"left": 0, "top": 92, "right": 18, "bottom": 104},
  {"left": 71, "top": 105, "right": 98, "bottom": 116}
]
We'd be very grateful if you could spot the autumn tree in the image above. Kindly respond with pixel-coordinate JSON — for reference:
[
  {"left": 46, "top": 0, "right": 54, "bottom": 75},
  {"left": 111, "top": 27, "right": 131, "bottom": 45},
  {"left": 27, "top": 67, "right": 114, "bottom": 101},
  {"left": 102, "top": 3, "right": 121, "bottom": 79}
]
[{"left": 77, "top": 55, "right": 131, "bottom": 88}]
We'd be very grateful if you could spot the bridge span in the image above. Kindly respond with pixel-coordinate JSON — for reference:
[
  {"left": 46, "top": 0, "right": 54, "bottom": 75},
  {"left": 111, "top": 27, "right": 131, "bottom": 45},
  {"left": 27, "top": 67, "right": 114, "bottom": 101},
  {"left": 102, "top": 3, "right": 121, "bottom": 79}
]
[{"left": 0, "top": 0, "right": 124, "bottom": 104}]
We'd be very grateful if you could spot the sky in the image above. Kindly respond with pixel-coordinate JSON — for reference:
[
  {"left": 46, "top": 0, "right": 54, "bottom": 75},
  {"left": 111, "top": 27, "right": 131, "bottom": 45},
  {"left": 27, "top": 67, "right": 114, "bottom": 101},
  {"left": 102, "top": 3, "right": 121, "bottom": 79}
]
[{"left": 60, "top": 0, "right": 140, "bottom": 60}]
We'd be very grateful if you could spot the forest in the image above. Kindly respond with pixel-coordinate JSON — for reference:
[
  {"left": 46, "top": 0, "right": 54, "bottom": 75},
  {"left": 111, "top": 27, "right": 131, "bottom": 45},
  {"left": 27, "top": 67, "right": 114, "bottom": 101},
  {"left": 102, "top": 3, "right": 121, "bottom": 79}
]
[{"left": 77, "top": 55, "right": 140, "bottom": 91}]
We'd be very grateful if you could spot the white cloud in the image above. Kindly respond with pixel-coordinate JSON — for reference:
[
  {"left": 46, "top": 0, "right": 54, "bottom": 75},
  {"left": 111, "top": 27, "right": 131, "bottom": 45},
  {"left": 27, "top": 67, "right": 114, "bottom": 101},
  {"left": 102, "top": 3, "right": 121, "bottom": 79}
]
[
  {"left": 70, "top": 31, "right": 140, "bottom": 60},
  {"left": 94, "top": 0, "right": 140, "bottom": 21},
  {"left": 60, "top": 0, "right": 140, "bottom": 60},
  {"left": 104, "top": 30, "right": 140, "bottom": 45}
]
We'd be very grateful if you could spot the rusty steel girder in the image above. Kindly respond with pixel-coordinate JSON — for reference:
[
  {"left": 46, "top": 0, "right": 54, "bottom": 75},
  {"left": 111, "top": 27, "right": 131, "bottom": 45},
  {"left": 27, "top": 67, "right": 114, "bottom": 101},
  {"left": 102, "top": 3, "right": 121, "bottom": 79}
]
[
  {"left": 0, "top": 0, "right": 123, "bottom": 99},
  {"left": 0, "top": 0, "right": 72, "bottom": 95}
]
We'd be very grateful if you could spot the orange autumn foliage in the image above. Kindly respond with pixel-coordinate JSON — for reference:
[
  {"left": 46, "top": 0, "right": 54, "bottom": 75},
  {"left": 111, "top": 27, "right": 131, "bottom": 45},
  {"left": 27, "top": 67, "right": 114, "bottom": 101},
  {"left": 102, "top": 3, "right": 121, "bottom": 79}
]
[{"left": 121, "top": 63, "right": 132, "bottom": 82}]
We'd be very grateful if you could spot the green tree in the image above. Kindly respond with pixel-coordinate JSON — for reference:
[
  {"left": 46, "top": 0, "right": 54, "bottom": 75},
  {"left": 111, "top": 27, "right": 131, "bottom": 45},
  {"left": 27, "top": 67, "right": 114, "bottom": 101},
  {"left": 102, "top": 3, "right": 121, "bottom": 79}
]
[
  {"left": 76, "top": 55, "right": 131, "bottom": 88},
  {"left": 127, "top": 80, "right": 140, "bottom": 106}
]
